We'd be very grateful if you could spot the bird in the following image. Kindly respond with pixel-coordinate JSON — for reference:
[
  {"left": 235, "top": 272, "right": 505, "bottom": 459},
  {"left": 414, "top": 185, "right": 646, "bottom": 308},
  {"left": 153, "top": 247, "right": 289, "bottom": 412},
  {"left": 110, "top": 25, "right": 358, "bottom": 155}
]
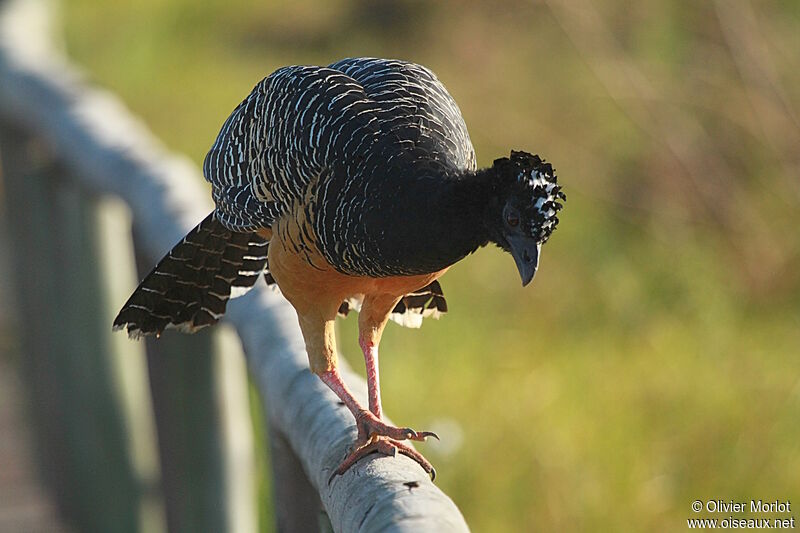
[{"left": 113, "top": 57, "right": 566, "bottom": 480}]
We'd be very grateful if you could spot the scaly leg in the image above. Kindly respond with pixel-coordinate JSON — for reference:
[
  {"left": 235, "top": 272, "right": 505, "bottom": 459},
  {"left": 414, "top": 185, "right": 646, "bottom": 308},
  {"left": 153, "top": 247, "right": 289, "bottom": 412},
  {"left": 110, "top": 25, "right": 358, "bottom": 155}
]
[
  {"left": 292, "top": 294, "right": 437, "bottom": 480},
  {"left": 320, "top": 367, "right": 437, "bottom": 480},
  {"left": 361, "top": 337, "right": 382, "bottom": 418},
  {"left": 359, "top": 337, "right": 437, "bottom": 444}
]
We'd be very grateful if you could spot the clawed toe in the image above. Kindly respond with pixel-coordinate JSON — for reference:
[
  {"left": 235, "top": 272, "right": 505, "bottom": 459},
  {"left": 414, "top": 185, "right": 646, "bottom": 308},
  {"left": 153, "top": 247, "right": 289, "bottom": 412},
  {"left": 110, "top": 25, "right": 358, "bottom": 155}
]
[
  {"left": 329, "top": 410, "right": 438, "bottom": 482},
  {"left": 329, "top": 436, "right": 436, "bottom": 483},
  {"left": 354, "top": 410, "right": 437, "bottom": 444},
  {"left": 390, "top": 428, "right": 438, "bottom": 442},
  {"left": 390, "top": 439, "right": 436, "bottom": 480}
]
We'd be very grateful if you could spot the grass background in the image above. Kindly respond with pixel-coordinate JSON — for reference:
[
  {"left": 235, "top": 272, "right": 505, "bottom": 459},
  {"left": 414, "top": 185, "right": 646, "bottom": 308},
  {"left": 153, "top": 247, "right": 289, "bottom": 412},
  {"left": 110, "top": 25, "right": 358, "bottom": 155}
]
[{"left": 57, "top": 0, "right": 800, "bottom": 530}]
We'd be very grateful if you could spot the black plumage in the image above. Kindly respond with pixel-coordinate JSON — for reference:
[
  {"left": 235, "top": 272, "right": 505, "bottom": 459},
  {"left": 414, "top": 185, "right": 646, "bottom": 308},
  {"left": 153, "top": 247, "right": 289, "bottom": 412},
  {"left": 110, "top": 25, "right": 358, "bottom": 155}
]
[
  {"left": 203, "top": 58, "right": 475, "bottom": 274},
  {"left": 113, "top": 213, "right": 268, "bottom": 337},
  {"left": 114, "top": 57, "right": 567, "bottom": 479},
  {"left": 115, "top": 56, "right": 564, "bottom": 339}
]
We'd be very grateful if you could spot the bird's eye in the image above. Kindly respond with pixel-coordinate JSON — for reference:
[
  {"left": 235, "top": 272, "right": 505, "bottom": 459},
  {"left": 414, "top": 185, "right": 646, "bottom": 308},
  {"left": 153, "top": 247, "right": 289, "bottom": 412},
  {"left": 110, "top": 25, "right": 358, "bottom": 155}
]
[{"left": 506, "top": 212, "right": 520, "bottom": 228}]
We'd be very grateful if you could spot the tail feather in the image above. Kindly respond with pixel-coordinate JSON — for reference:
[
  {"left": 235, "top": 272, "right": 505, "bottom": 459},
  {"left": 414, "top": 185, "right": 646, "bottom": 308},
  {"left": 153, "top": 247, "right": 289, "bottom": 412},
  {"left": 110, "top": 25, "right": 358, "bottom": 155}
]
[
  {"left": 231, "top": 239, "right": 269, "bottom": 296},
  {"left": 390, "top": 280, "right": 448, "bottom": 328},
  {"left": 113, "top": 212, "right": 269, "bottom": 338},
  {"left": 392, "top": 280, "right": 448, "bottom": 315},
  {"left": 337, "top": 280, "right": 448, "bottom": 328}
]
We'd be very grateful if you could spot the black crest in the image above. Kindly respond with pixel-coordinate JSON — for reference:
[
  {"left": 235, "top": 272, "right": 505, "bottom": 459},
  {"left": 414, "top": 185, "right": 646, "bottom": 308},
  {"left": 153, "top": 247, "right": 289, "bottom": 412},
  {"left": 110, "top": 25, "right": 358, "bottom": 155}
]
[{"left": 493, "top": 151, "right": 566, "bottom": 244}]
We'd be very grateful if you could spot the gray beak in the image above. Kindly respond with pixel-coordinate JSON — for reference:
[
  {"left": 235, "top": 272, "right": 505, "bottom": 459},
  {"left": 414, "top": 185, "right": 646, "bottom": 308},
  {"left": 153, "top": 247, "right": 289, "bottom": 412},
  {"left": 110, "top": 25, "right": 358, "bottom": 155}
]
[{"left": 507, "top": 236, "right": 541, "bottom": 287}]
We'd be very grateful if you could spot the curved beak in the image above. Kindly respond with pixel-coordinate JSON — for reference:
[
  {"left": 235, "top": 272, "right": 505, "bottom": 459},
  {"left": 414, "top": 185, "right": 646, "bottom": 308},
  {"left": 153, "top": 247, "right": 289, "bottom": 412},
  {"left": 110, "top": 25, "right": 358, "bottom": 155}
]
[{"left": 507, "top": 236, "right": 541, "bottom": 287}]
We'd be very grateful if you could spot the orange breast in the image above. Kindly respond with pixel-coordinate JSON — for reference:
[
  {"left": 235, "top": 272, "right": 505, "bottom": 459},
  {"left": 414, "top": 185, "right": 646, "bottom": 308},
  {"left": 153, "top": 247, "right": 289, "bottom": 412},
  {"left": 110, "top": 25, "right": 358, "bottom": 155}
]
[{"left": 265, "top": 215, "right": 447, "bottom": 318}]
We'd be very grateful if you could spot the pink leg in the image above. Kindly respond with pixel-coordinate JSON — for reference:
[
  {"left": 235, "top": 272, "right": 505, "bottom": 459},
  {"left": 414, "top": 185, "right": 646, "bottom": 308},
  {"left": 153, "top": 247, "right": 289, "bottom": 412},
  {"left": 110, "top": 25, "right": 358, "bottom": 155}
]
[
  {"left": 319, "top": 367, "right": 363, "bottom": 415},
  {"left": 318, "top": 368, "right": 438, "bottom": 480},
  {"left": 319, "top": 369, "right": 427, "bottom": 443},
  {"left": 360, "top": 337, "right": 382, "bottom": 418}
]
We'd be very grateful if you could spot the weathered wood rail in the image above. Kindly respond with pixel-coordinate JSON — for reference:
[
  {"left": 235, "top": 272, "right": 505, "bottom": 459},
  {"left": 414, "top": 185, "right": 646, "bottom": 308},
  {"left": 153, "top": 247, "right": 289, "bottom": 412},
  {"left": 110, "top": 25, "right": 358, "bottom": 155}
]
[{"left": 0, "top": 0, "right": 469, "bottom": 531}]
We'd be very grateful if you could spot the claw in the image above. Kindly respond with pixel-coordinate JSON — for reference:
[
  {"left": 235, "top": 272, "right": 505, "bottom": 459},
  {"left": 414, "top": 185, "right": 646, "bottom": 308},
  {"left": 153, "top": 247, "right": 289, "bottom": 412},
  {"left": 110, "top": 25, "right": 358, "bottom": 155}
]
[
  {"left": 415, "top": 430, "right": 439, "bottom": 441},
  {"left": 383, "top": 440, "right": 398, "bottom": 458},
  {"left": 398, "top": 428, "right": 440, "bottom": 442},
  {"left": 354, "top": 410, "right": 436, "bottom": 444}
]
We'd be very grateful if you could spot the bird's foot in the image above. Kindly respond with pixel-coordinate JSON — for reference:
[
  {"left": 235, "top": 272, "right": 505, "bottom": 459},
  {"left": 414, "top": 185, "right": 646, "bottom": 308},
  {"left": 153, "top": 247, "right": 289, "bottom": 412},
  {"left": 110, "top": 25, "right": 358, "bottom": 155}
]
[
  {"left": 329, "top": 410, "right": 438, "bottom": 482},
  {"left": 353, "top": 409, "right": 438, "bottom": 444},
  {"left": 331, "top": 436, "right": 436, "bottom": 482}
]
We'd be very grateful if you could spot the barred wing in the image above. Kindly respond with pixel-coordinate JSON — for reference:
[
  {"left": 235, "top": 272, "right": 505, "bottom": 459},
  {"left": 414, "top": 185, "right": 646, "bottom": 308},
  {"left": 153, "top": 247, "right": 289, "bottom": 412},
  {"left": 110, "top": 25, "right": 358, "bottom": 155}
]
[{"left": 201, "top": 58, "right": 475, "bottom": 233}]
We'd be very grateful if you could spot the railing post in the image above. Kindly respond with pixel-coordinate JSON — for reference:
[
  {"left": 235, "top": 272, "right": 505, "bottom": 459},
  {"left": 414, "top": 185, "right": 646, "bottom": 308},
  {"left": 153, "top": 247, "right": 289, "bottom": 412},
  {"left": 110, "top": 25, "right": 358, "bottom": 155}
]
[
  {"left": 268, "top": 426, "right": 325, "bottom": 532},
  {"left": 132, "top": 242, "right": 228, "bottom": 533},
  {"left": 0, "top": 125, "right": 140, "bottom": 533}
]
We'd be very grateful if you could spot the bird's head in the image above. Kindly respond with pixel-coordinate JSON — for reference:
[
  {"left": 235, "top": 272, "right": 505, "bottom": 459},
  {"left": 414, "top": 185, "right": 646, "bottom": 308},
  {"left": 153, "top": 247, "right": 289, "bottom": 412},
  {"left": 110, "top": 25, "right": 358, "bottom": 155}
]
[{"left": 487, "top": 150, "right": 566, "bottom": 286}]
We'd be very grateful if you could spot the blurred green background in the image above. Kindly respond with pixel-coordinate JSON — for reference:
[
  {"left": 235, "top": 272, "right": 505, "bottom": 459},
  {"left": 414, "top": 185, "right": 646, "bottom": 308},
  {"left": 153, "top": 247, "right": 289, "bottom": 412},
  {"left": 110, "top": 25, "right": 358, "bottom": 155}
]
[{"left": 21, "top": 0, "right": 800, "bottom": 530}]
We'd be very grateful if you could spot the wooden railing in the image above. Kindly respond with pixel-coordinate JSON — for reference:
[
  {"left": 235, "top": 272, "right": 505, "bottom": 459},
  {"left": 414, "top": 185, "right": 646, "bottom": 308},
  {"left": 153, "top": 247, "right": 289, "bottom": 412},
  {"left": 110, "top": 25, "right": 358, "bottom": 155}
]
[{"left": 0, "top": 0, "right": 469, "bottom": 531}]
